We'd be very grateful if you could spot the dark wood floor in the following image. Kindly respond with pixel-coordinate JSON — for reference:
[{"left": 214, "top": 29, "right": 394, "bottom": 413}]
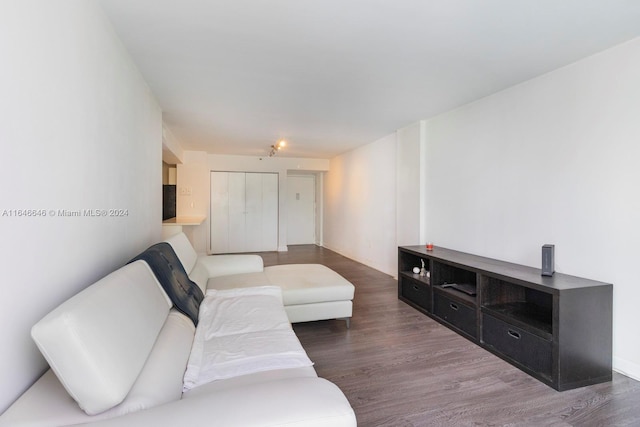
[{"left": 257, "top": 245, "right": 640, "bottom": 427}]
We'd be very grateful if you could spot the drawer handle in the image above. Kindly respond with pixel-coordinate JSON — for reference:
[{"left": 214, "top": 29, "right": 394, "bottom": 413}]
[
  {"left": 413, "top": 285, "right": 419, "bottom": 291},
  {"left": 449, "top": 303, "right": 459, "bottom": 311},
  {"left": 507, "top": 330, "right": 521, "bottom": 340}
]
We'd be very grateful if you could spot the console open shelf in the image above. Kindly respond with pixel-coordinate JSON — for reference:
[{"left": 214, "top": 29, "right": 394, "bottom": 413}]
[
  {"left": 434, "top": 284, "right": 477, "bottom": 306},
  {"left": 481, "top": 303, "right": 552, "bottom": 339},
  {"left": 398, "top": 251, "right": 432, "bottom": 313},
  {"left": 398, "top": 245, "right": 612, "bottom": 391},
  {"left": 481, "top": 275, "right": 552, "bottom": 339},
  {"left": 399, "top": 271, "right": 430, "bottom": 286}
]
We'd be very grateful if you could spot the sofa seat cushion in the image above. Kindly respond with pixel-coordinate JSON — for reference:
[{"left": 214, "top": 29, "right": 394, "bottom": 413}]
[
  {"left": 264, "top": 264, "right": 355, "bottom": 305},
  {"left": 182, "top": 366, "right": 317, "bottom": 399},
  {"left": 30, "top": 261, "right": 172, "bottom": 415}
]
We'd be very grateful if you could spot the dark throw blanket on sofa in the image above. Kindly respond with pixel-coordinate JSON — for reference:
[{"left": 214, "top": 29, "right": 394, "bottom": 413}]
[{"left": 129, "top": 242, "right": 203, "bottom": 326}]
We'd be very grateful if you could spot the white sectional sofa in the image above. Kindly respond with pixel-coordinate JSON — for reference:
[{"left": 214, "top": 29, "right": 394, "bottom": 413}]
[{"left": 0, "top": 233, "right": 356, "bottom": 426}]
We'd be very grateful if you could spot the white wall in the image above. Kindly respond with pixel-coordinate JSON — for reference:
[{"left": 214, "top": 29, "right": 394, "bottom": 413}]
[
  {"left": 176, "top": 151, "right": 210, "bottom": 252},
  {"left": 423, "top": 38, "right": 640, "bottom": 379},
  {"left": 323, "top": 134, "right": 397, "bottom": 276},
  {"left": 162, "top": 125, "right": 184, "bottom": 165},
  {"left": 396, "top": 121, "right": 427, "bottom": 247},
  {"left": 0, "top": 1, "right": 162, "bottom": 412}
]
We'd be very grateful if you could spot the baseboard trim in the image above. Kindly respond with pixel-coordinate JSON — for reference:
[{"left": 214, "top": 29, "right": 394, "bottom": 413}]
[
  {"left": 277, "top": 245, "right": 288, "bottom": 252},
  {"left": 614, "top": 356, "right": 640, "bottom": 382}
]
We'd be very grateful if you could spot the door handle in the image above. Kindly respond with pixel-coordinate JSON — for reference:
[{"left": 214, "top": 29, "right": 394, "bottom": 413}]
[{"left": 507, "top": 330, "right": 521, "bottom": 340}]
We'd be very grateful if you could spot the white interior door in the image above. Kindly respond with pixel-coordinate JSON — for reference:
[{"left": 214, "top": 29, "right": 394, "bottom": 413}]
[{"left": 287, "top": 175, "right": 316, "bottom": 245}]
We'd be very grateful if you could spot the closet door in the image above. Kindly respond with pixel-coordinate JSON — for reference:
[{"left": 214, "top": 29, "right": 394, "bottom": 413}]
[
  {"left": 227, "top": 172, "right": 247, "bottom": 253},
  {"left": 210, "top": 172, "right": 229, "bottom": 254},
  {"left": 260, "top": 173, "right": 278, "bottom": 251},
  {"left": 210, "top": 172, "right": 278, "bottom": 254},
  {"left": 244, "top": 173, "right": 278, "bottom": 252}
]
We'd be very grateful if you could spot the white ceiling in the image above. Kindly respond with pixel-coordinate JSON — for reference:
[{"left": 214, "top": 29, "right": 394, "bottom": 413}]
[{"left": 98, "top": 0, "right": 640, "bottom": 159}]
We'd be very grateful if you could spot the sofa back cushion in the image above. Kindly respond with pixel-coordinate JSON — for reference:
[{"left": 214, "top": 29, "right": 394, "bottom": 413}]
[
  {"left": 188, "top": 262, "right": 210, "bottom": 294},
  {"left": 164, "top": 232, "right": 198, "bottom": 274},
  {"left": 102, "top": 309, "right": 195, "bottom": 417},
  {"left": 31, "top": 261, "right": 172, "bottom": 415}
]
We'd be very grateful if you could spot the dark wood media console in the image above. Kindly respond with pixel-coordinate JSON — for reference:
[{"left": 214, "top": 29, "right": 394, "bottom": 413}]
[{"left": 398, "top": 245, "right": 612, "bottom": 391}]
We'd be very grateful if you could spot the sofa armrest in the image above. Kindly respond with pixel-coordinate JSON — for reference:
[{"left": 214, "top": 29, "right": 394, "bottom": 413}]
[
  {"left": 74, "top": 378, "right": 356, "bottom": 427},
  {"left": 196, "top": 254, "right": 264, "bottom": 279}
]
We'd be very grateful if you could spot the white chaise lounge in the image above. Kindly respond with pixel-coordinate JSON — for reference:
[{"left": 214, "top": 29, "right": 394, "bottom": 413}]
[{"left": 206, "top": 263, "right": 355, "bottom": 327}]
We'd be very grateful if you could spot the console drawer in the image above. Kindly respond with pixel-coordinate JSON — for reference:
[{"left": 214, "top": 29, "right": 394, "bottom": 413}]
[
  {"left": 433, "top": 292, "right": 477, "bottom": 338},
  {"left": 400, "top": 278, "right": 431, "bottom": 312},
  {"left": 482, "top": 313, "right": 552, "bottom": 378}
]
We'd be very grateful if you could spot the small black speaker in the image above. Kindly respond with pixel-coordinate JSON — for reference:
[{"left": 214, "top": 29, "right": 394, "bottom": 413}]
[{"left": 541, "top": 244, "right": 555, "bottom": 276}]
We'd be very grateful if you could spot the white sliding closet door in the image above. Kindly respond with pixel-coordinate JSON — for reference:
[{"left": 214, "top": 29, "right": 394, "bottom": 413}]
[
  {"left": 259, "top": 173, "right": 278, "bottom": 251},
  {"left": 210, "top": 172, "right": 278, "bottom": 254},
  {"left": 228, "top": 172, "right": 247, "bottom": 253},
  {"left": 210, "top": 171, "right": 229, "bottom": 254},
  {"left": 244, "top": 172, "right": 262, "bottom": 252}
]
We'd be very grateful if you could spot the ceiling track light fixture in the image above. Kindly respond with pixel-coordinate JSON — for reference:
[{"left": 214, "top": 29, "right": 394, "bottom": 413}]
[{"left": 268, "top": 139, "right": 287, "bottom": 157}]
